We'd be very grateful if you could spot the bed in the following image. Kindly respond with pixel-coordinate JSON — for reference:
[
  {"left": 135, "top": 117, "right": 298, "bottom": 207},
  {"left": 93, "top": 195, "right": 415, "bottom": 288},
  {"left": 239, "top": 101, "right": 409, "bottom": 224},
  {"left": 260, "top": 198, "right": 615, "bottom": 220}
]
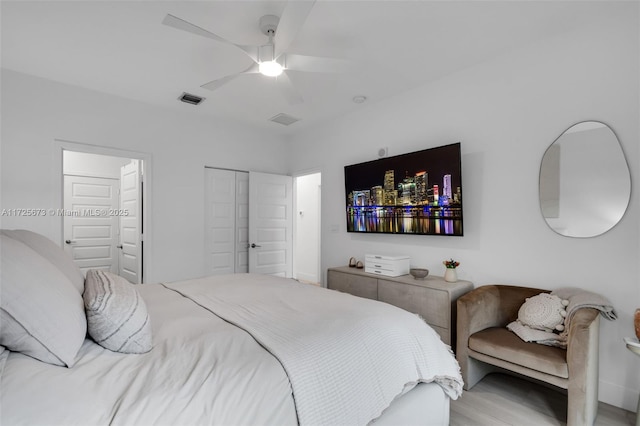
[{"left": 0, "top": 230, "right": 463, "bottom": 425}]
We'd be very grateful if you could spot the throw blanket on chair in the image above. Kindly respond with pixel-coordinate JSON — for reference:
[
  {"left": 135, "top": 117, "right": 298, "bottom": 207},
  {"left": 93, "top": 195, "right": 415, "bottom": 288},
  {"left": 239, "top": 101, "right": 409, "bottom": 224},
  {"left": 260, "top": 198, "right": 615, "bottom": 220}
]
[
  {"left": 164, "top": 273, "right": 463, "bottom": 425},
  {"left": 552, "top": 287, "right": 618, "bottom": 322},
  {"left": 548, "top": 287, "right": 617, "bottom": 347}
]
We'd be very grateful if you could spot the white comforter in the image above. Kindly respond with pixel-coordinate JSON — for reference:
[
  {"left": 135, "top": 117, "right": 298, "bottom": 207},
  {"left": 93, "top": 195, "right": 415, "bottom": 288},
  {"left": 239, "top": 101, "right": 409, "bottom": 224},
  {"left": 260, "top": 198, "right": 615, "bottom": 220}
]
[
  {"left": 1, "top": 273, "right": 462, "bottom": 426},
  {"left": 1, "top": 281, "right": 297, "bottom": 425},
  {"left": 166, "top": 274, "right": 463, "bottom": 425}
]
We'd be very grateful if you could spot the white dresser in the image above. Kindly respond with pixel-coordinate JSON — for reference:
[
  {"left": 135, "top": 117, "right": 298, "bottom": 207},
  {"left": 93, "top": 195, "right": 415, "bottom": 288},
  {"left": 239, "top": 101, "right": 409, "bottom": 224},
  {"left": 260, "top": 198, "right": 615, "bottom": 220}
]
[{"left": 364, "top": 254, "right": 410, "bottom": 277}]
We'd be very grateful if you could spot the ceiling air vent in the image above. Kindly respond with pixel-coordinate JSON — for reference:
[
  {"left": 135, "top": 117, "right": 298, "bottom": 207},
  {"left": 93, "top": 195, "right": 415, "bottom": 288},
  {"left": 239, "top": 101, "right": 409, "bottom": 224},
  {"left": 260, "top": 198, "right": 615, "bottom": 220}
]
[
  {"left": 178, "top": 92, "right": 205, "bottom": 105},
  {"left": 269, "top": 113, "right": 300, "bottom": 126}
]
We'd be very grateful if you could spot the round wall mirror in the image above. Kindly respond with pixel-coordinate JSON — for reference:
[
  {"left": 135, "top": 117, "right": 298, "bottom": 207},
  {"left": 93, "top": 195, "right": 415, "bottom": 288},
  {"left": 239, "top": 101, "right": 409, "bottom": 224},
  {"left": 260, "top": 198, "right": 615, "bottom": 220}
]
[{"left": 539, "top": 121, "right": 631, "bottom": 237}]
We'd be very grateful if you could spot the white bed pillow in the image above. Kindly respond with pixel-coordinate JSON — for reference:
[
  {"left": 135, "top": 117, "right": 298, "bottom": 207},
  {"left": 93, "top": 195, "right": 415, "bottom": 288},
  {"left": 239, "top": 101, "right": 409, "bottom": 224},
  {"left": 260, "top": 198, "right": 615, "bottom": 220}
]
[
  {"left": 84, "top": 270, "right": 152, "bottom": 354},
  {"left": 1, "top": 229, "right": 85, "bottom": 293},
  {"left": 0, "top": 309, "right": 68, "bottom": 365},
  {"left": 0, "top": 235, "right": 87, "bottom": 367}
]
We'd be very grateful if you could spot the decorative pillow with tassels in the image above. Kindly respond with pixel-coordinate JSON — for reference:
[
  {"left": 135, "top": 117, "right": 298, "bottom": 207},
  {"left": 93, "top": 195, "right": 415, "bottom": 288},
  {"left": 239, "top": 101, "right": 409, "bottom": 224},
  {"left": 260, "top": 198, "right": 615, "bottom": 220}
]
[{"left": 517, "top": 293, "right": 569, "bottom": 332}]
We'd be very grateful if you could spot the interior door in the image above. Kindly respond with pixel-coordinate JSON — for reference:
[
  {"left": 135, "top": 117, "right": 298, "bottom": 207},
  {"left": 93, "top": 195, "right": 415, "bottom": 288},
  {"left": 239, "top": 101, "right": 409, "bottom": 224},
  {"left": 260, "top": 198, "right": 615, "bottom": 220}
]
[
  {"left": 235, "top": 172, "right": 249, "bottom": 273},
  {"left": 248, "top": 172, "right": 293, "bottom": 277},
  {"left": 63, "top": 175, "right": 119, "bottom": 275},
  {"left": 205, "top": 168, "right": 247, "bottom": 275},
  {"left": 119, "top": 160, "right": 142, "bottom": 283}
]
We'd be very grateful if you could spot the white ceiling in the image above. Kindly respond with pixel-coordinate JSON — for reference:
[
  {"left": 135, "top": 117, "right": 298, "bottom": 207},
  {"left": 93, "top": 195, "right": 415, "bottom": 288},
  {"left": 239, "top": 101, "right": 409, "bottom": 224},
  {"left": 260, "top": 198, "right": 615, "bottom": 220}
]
[{"left": 1, "top": 1, "right": 615, "bottom": 135}]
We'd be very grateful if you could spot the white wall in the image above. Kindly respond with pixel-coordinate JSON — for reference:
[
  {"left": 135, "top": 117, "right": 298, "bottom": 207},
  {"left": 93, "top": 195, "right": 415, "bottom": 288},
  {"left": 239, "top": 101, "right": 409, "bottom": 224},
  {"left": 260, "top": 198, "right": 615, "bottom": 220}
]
[
  {"left": 63, "top": 151, "right": 131, "bottom": 179},
  {"left": 294, "top": 172, "right": 321, "bottom": 283},
  {"left": 287, "top": 6, "right": 640, "bottom": 411},
  {"left": 1, "top": 69, "right": 289, "bottom": 282}
]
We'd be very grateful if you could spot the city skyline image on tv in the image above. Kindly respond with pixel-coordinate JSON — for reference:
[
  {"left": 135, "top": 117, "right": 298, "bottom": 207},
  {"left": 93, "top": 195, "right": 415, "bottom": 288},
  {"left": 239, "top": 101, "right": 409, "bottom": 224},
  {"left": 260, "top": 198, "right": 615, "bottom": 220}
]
[{"left": 344, "top": 142, "right": 463, "bottom": 236}]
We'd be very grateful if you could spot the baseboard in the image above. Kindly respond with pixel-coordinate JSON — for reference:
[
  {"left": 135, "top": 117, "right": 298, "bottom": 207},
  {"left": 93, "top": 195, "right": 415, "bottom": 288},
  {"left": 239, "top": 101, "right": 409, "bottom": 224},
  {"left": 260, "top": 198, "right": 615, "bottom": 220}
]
[
  {"left": 599, "top": 379, "right": 639, "bottom": 413},
  {"left": 295, "top": 272, "right": 318, "bottom": 284}
]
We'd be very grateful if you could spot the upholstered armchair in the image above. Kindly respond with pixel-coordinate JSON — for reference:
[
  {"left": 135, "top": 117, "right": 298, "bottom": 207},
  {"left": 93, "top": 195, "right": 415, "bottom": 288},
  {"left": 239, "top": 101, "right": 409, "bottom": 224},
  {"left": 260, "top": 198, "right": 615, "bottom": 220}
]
[{"left": 457, "top": 285, "right": 600, "bottom": 426}]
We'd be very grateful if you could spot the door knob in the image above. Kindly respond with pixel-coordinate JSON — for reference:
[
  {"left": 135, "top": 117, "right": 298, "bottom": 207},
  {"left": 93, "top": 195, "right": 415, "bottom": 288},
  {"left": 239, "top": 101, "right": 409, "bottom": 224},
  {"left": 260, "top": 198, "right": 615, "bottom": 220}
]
[
  {"left": 65, "top": 240, "right": 76, "bottom": 245},
  {"left": 116, "top": 244, "right": 123, "bottom": 249},
  {"left": 250, "top": 243, "right": 261, "bottom": 248}
]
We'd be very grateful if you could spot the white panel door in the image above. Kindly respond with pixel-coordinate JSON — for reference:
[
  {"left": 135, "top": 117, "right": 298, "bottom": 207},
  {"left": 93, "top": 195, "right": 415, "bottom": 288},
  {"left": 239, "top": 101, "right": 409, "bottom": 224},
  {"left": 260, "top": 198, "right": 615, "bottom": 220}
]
[
  {"left": 249, "top": 172, "right": 293, "bottom": 277},
  {"left": 235, "top": 172, "right": 249, "bottom": 273},
  {"left": 204, "top": 169, "right": 249, "bottom": 275},
  {"left": 205, "top": 168, "right": 237, "bottom": 275},
  {"left": 63, "top": 175, "right": 119, "bottom": 275},
  {"left": 119, "top": 160, "right": 142, "bottom": 284}
]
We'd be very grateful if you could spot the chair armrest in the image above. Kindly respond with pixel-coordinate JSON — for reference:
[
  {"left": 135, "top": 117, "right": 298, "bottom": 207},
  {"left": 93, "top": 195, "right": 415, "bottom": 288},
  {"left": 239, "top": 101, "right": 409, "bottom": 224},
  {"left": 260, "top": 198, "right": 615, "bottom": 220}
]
[
  {"left": 567, "top": 308, "right": 599, "bottom": 374},
  {"left": 566, "top": 308, "right": 600, "bottom": 424}
]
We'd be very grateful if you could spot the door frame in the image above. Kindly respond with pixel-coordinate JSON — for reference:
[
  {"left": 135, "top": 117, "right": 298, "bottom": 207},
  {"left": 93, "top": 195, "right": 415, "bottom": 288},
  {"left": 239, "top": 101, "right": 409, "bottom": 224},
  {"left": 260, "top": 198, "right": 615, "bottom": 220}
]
[
  {"left": 53, "top": 139, "right": 152, "bottom": 283},
  {"left": 292, "top": 168, "right": 322, "bottom": 285}
]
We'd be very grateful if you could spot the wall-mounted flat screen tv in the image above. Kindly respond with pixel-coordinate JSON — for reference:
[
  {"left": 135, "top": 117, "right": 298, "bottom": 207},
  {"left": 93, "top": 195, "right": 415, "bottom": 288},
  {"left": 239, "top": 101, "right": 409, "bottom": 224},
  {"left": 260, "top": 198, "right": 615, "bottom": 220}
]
[{"left": 344, "top": 142, "right": 463, "bottom": 236}]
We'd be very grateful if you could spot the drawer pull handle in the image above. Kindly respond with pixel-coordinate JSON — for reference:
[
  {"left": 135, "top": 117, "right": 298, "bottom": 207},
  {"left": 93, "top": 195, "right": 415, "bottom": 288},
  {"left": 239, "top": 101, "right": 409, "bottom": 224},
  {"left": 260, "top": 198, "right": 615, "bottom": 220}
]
[
  {"left": 374, "top": 270, "right": 381, "bottom": 274},
  {"left": 374, "top": 264, "right": 382, "bottom": 268}
]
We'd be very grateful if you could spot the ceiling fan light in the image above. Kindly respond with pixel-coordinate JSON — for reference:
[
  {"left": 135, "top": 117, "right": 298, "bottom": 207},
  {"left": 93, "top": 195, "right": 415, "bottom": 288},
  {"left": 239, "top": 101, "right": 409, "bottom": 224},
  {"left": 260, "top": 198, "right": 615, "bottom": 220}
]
[{"left": 259, "top": 61, "right": 284, "bottom": 77}]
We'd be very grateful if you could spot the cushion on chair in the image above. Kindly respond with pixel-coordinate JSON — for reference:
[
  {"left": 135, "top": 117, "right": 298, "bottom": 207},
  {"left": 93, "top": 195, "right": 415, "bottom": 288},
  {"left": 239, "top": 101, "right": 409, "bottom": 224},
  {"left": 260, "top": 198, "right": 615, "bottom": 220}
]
[
  {"left": 517, "top": 293, "right": 568, "bottom": 332},
  {"left": 469, "top": 327, "right": 568, "bottom": 378}
]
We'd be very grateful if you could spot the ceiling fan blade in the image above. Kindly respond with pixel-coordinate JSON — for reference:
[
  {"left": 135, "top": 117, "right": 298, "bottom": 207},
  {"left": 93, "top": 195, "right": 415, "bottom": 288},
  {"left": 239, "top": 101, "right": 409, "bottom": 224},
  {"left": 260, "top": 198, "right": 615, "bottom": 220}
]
[
  {"left": 201, "top": 74, "right": 240, "bottom": 91},
  {"left": 284, "top": 53, "right": 353, "bottom": 73},
  {"left": 201, "top": 63, "right": 259, "bottom": 91},
  {"left": 275, "top": 72, "right": 303, "bottom": 105},
  {"left": 162, "top": 14, "right": 258, "bottom": 63},
  {"left": 274, "top": 0, "right": 316, "bottom": 59}
]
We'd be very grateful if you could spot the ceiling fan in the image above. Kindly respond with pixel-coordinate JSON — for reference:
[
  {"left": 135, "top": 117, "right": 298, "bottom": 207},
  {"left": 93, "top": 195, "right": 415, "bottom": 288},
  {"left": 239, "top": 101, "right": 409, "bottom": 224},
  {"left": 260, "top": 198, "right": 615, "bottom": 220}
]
[{"left": 162, "top": 1, "right": 350, "bottom": 105}]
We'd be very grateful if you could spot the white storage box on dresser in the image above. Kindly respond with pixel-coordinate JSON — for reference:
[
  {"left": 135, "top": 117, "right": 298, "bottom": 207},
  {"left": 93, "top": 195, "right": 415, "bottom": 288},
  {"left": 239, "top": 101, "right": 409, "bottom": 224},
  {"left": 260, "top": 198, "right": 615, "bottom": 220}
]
[{"left": 364, "top": 254, "right": 410, "bottom": 277}]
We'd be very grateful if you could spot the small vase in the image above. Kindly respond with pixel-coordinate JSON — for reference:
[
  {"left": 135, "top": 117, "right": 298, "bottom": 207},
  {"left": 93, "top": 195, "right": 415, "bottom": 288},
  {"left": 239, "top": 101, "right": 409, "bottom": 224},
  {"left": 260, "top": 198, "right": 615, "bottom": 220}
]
[{"left": 444, "top": 268, "right": 458, "bottom": 283}]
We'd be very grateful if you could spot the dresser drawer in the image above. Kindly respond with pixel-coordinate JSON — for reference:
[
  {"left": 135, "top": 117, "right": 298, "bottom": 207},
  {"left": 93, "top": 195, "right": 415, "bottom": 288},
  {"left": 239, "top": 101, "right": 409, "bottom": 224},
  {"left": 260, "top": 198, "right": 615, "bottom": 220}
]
[
  {"left": 378, "top": 279, "right": 449, "bottom": 328},
  {"left": 327, "top": 270, "right": 377, "bottom": 300},
  {"left": 364, "top": 257, "right": 399, "bottom": 269}
]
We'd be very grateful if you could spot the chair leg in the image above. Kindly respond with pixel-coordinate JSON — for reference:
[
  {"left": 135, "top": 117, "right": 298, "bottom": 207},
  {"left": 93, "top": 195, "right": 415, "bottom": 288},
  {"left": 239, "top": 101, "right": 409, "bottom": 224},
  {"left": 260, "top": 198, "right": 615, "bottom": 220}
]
[
  {"left": 463, "top": 357, "right": 498, "bottom": 390},
  {"left": 567, "top": 385, "right": 598, "bottom": 426}
]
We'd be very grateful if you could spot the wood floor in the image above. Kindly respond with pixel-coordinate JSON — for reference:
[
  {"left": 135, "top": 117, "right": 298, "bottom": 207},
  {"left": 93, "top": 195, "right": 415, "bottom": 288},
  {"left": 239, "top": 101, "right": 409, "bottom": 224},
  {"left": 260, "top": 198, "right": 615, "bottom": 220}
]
[{"left": 449, "top": 373, "right": 637, "bottom": 426}]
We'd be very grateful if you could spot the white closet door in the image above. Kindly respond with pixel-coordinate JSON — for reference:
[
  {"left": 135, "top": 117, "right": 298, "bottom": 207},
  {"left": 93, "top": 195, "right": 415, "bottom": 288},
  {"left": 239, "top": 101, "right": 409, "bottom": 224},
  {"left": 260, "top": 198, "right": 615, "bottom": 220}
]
[
  {"left": 248, "top": 172, "right": 293, "bottom": 278},
  {"left": 235, "top": 172, "right": 249, "bottom": 273},
  {"left": 205, "top": 168, "right": 237, "bottom": 275},
  {"left": 205, "top": 169, "right": 290, "bottom": 277}
]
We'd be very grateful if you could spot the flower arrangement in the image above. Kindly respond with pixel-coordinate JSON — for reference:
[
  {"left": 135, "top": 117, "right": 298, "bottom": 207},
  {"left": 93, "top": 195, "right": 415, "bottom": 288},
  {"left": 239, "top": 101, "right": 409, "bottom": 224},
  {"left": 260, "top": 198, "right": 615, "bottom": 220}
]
[{"left": 443, "top": 258, "right": 460, "bottom": 269}]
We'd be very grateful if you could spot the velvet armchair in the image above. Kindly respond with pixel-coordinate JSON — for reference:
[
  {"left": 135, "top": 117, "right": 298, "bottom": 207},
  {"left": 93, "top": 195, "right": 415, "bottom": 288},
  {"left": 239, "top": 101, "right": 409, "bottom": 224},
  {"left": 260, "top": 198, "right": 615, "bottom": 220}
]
[{"left": 456, "top": 285, "right": 600, "bottom": 426}]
